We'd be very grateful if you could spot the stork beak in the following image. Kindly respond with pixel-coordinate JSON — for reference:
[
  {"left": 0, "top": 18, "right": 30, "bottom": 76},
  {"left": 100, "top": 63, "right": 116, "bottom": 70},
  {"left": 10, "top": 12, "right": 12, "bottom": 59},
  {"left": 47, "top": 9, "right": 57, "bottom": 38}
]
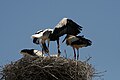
[{"left": 62, "top": 35, "right": 67, "bottom": 43}]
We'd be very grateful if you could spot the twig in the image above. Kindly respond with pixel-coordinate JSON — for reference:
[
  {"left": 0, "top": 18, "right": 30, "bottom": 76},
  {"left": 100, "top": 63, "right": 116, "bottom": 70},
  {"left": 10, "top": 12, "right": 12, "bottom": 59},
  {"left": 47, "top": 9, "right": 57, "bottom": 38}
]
[
  {"left": 43, "top": 69, "right": 59, "bottom": 80},
  {"left": 94, "top": 70, "right": 107, "bottom": 74},
  {"left": 84, "top": 56, "right": 92, "bottom": 62},
  {"left": 42, "top": 65, "right": 53, "bottom": 68}
]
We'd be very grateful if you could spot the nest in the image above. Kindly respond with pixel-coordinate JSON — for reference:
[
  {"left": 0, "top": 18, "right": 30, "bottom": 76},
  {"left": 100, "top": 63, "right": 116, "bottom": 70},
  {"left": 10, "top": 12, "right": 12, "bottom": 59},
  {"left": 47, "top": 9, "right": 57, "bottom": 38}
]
[{"left": 0, "top": 56, "right": 95, "bottom": 80}]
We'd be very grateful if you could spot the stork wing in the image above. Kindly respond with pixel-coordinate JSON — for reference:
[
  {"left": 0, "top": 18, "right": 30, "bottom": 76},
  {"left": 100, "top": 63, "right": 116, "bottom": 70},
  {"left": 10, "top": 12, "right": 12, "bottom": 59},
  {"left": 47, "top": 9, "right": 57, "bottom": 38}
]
[
  {"left": 42, "top": 29, "right": 53, "bottom": 37},
  {"left": 76, "top": 35, "right": 92, "bottom": 46},
  {"left": 53, "top": 18, "right": 83, "bottom": 37},
  {"left": 32, "top": 30, "right": 43, "bottom": 38},
  {"left": 33, "top": 38, "right": 40, "bottom": 44}
]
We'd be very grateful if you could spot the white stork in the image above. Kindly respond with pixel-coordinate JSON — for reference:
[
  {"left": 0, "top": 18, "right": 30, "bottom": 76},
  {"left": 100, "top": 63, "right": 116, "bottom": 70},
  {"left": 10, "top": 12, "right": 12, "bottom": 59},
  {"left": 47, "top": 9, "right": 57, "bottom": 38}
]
[
  {"left": 62, "top": 35, "right": 92, "bottom": 60},
  {"left": 20, "top": 49, "right": 44, "bottom": 57},
  {"left": 31, "top": 18, "right": 82, "bottom": 57},
  {"left": 32, "top": 29, "right": 53, "bottom": 56}
]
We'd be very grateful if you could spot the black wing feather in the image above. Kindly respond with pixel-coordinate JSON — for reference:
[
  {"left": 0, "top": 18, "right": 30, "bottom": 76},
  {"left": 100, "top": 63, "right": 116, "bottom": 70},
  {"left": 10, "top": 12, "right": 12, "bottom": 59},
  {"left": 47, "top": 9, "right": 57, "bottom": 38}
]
[
  {"left": 73, "top": 36, "right": 92, "bottom": 46},
  {"left": 67, "top": 19, "right": 82, "bottom": 35},
  {"left": 21, "top": 49, "right": 36, "bottom": 56},
  {"left": 53, "top": 18, "right": 82, "bottom": 37},
  {"left": 33, "top": 38, "right": 40, "bottom": 44}
]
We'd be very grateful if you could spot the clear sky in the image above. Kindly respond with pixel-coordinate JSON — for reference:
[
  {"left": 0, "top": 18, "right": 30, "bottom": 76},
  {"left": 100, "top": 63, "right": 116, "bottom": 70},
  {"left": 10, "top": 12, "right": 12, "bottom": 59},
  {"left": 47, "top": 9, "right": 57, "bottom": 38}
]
[{"left": 0, "top": 0, "right": 120, "bottom": 80}]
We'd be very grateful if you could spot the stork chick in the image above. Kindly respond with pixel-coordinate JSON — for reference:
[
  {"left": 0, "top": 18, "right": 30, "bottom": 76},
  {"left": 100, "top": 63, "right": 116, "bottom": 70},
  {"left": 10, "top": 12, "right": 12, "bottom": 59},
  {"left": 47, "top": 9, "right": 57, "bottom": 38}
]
[
  {"left": 62, "top": 35, "right": 92, "bottom": 60},
  {"left": 20, "top": 49, "right": 44, "bottom": 57}
]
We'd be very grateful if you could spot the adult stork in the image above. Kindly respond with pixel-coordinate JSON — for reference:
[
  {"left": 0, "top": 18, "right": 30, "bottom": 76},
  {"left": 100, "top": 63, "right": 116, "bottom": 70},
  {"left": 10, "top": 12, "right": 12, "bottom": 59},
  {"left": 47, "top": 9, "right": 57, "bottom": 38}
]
[
  {"left": 62, "top": 35, "right": 92, "bottom": 60},
  {"left": 20, "top": 49, "right": 43, "bottom": 57},
  {"left": 32, "top": 29, "right": 53, "bottom": 56},
  {"left": 31, "top": 18, "right": 82, "bottom": 57}
]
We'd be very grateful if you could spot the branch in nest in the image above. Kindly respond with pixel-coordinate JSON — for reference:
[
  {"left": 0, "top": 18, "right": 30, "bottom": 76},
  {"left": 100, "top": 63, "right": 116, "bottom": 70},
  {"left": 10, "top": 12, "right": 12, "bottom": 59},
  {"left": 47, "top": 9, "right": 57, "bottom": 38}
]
[
  {"left": 84, "top": 56, "right": 92, "bottom": 62},
  {"left": 43, "top": 69, "right": 59, "bottom": 80},
  {"left": 94, "top": 70, "right": 107, "bottom": 75},
  {"left": 93, "top": 70, "right": 107, "bottom": 79}
]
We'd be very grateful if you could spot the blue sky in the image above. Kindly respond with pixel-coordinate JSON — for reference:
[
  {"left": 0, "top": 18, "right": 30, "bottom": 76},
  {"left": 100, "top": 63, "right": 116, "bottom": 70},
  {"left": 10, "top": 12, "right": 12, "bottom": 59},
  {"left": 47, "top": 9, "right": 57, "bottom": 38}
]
[{"left": 0, "top": 0, "right": 120, "bottom": 80}]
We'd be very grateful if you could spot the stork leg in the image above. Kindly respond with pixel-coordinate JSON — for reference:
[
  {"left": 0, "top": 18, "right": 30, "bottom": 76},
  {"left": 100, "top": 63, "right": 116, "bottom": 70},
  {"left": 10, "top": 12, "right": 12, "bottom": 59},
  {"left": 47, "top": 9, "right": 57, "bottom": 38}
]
[
  {"left": 47, "top": 39, "right": 50, "bottom": 56},
  {"left": 72, "top": 47, "right": 76, "bottom": 60},
  {"left": 77, "top": 49, "right": 79, "bottom": 60},
  {"left": 42, "top": 42, "right": 50, "bottom": 56},
  {"left": 40, "top": 40, "right": 44, "bottom": 57},
  {"left": 57, "top": 39, "right": 61, "bottom": 57},
  {"left": 47, "top": 39, "right": 50, "bottom": 49},
  {"left": 39, "top": 44, "right": 44, "bottom": 57},
  {"left": 42, "top": 48, "right": 44, "bottom": 57}
]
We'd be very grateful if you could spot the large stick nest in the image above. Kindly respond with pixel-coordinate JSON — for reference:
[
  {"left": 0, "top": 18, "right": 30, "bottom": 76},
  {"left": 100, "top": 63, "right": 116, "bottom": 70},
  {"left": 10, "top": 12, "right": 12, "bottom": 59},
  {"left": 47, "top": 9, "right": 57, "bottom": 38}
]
[{"left": 0, "top": 56, "right": 95, "bottom": 80}]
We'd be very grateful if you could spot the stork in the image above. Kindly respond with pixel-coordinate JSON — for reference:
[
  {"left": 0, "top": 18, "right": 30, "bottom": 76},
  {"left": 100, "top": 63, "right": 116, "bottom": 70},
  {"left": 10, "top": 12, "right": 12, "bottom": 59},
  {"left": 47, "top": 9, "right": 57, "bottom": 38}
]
[
  {"left": 33, "top": 38, "right": 49, "bottom": 55},
  {"left": 32, "top": 29, "right": 53, "bottom": 56},
  {"left": 31, "top": 18, "right": 82, "bottom": 57},
  {"left": 62, "top": 35, "right": 92, "bottom": 60},
  {"left": 20, "top": 49, "right": 44, "bottom": 57}
]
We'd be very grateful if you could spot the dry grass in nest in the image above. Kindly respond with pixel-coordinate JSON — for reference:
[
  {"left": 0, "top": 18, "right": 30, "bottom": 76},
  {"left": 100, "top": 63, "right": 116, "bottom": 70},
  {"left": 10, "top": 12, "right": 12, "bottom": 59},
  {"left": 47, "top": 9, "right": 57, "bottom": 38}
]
[{"left": 0, "top": 56, "right": 95, "bottom": 80}]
